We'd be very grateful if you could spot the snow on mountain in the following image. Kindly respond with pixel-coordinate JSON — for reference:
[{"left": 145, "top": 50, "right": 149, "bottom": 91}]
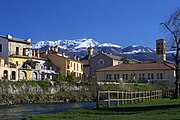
[
  {"left": 33, "top": 39, "right": 156, "bottom": 58},
  {"left": 74, "top": 38, "right": 99, "bottom": 49},
  {"left": 98, "top": 43, "right": 123, "bottom": 48},
  {"left": 33, "top": 38, "right": 99, "bottom": 50},
  {"left": 123, "top": 45, "right": 155, "bottom": 54}
]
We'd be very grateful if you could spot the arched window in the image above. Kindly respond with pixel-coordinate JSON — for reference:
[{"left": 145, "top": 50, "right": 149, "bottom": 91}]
[
  {"left": 12, "top": 71, "right": 16, "bottom": 80},
  {"left": 32, "top": 72, "right": 37, "bottom": 80},
  {"left": 3, "top": 70, "right": 8, "bottom": 79},
  {"left": 20, "top": 71, "right": 27, "bottom": 80}
]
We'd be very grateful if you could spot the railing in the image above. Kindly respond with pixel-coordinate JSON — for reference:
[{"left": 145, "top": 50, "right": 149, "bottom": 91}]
[{"left": 96, "top": 90, "right": 162, "bottom": 108}]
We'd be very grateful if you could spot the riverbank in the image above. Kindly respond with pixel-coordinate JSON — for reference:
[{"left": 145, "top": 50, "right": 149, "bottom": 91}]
[
  {"left": 0, "top": 80, "right": 162, "bottom": 106},
  {"left": 0, "top": 80, "right": 96, "bottom": 106},
  {"left": 23, "top": 98, "right": 180, "bottom": 120}
]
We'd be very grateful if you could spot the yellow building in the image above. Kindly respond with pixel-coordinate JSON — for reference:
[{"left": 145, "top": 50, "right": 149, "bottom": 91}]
[
  {"left": 41, "top": 46, "right": 83, "bottom": 81},
  {"left": 0, "top": 35, "right": 32, "bottom": 80},
  {"left": 0, "top": 57, "right": 18, "bottom": 80}
]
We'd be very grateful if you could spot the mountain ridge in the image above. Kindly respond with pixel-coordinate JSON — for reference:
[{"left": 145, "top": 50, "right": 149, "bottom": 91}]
[{"left": 32, "top": 38, "right": 174, "bottom": 61}]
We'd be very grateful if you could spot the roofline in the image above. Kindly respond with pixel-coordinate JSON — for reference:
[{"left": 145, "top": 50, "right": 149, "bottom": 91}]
[
  {"left": 0, "top": 35, "right": 32, "bottom": 45},
  {"left": 96, "top": 62, "right": 175, "bottom": 72}
]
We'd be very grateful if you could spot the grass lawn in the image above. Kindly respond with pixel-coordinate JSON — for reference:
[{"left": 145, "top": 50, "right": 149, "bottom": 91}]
[{"left": 23, "top": 98, "right": 180, "bottom": 120}]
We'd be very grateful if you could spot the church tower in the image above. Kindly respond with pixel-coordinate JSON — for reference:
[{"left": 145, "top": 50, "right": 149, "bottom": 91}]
[
  {"left": 88, "top": 47, "right": 94, "bottom": 56},
  {"left": 156, "top": 39, "right": 166, "bottom": 62}
]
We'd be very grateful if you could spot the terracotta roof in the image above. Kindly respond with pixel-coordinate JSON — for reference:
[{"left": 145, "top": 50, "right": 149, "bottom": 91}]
[
  {"left": 0, "top": 35, "right": 31, "bottom": 44},
  {"left": 97, "top": 62, "right": 175, "bottom": 72}
]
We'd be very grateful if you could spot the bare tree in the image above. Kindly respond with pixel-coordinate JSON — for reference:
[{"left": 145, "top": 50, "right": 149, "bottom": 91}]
[{"left": 161, "top": 9, "right": 180, "bottom": 98}]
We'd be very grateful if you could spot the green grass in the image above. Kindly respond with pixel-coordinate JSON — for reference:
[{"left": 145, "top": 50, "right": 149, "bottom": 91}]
[
  {"left": 23, "top": 98, "right": 180, "bottom": 120},
  {"left": 98, "top": 83, "right": 162, "bottom": 91}
]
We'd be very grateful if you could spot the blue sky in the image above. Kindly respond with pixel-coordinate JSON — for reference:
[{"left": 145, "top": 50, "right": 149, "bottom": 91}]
[{"left": 0, "top": 0, "right": 179, "bottom": 48}]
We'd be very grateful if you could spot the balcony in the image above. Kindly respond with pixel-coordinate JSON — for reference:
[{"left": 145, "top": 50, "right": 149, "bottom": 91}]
[{"left": 8, "top": 50, "right": 32, "bottom": 58}]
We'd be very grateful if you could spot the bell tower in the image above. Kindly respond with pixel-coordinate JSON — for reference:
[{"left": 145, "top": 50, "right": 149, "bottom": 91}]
[
  {"left": 88, "top": 47, "right": 94, "bottom": 56},
  {"left": 156, "top": 39, "right": 166, "bottom": 62}
]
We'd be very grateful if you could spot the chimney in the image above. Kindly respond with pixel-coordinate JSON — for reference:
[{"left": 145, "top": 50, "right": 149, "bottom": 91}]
[
  {"left": 37, "top": 49, "right": 40, "bottom": 58},
  {"left": 7, "top": 34, "right": 12, "bottom": 39},
  {"left": 62, "top": 52, "right": 65, "bottom": 57},
  {"left": 33, "top": 50, "right": 36, "bottom": 57},
  {"left": 73, "top": 54, "right": 77, "bottom": 60},
  {"left": 108, "top": 52, "right": 112, "bottom": 55},
  {"left": 77, "top": 56, "right": 80, "bottom": 61},
  {"left": 45, "top": 50, "right": 48, "bottom": 55},
  {"left": 98, "top": 50, "right": 103, "bottom": 54},
  {"left": 156, "top": 39, "right": 166, "bottom": 63},
  {"left": 26, "top": 38, "right": 31, "bottom": 42},
  {"left": 88, "top": 47, "right": 94, "bottom": 56},
  {"left": 51, "top": 47, "right": 54, "bottom": 51},
  {"left": 54, "top": 46, "right": 58, "bottom": 52}
]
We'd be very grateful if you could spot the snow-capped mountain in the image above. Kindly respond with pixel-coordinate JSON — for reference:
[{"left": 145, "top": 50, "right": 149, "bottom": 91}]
[
  {"left": 98, "top": 43, "right": 123, "bottom": 48},
  {"left": 33, "top": 38, "right": 155, "bottom": 54},
  {"left": 32, "top": 38, "right": 159, "bottom": 61},
  {"left": 122, "top": 45, "right": 154, "bottom": 54},
  {"left": 33, "top": 38, "right": 100, "bottom": 50}
]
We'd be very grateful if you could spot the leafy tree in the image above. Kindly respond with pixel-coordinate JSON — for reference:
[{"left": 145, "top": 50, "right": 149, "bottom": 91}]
[
  {"left": 161, "top": 9, "right": 180, "bottom": 98},
  {"left": 121, "top": 57, "right": 129, "bottom": 64}
]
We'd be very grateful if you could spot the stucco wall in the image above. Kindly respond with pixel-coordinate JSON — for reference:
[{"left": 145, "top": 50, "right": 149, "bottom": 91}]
[
  {"left": 96, "top": 69, "right": 175, "bottom": 87},
  {"left": 90, "top": 54, "right": 113, "bottom": 75},
  {"left": 8, "top": 42, "right": 32, "bottom": 57},
  {"left": 0, "top": 67, "right": 18, "bottom": 80},
  {"left": 47, "top": 54, "right": 67, "bottom": 74}
]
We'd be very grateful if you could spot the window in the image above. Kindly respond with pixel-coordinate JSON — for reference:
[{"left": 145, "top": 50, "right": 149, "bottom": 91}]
[
  {"left": 23, "top": 48, "right": 26, "bottom": 56},
  {"left": 77, "top": 64, "right": 78, "bottom": 71},
  {"left": 0, "top": 44, "right": 2, "bottom": 52},
  {"left": 109, "top": 74, "right": 111, "bottom": 80},
  {"left": 106, "top": 74, "right": 109, "bottom": 79},
  {"left": 157, "top": 73, "right": 159, "bottom": 79},
  {"left": 151, "top": 73, "right": 154, "bottom": 79},
  {"left": 139, "top": 74, "right": 142, "bottom": 80},
  {"left": 16, "top": 47, "right": 19, "bottom": 55},
  {"left": 125, "top": 74, "right": 128, "bottom": 80},
  {"left": 16, "top": 61, "right": 18, "bottom": 66},
  {"left": 74, "top": 63, "right": 76, "bottom": 70},
  {"left": 117, "top": 74, "right": 120, "bottom": 79},
  {"left": 160, "top": 73, "right": 163, "bottom": 79},
  {"left": 131, "top": 74, "right": 134, "bottom": 79},
  {"left": 142, "top": 74, "right": 145, "bottom": 80},
  {"left": 114, "top": 74, "right": 116, "bottom": 80},
  {"left": 148, "top": 73, "right": 150, "bottom": 79},
  {"left": 122, "top": 74, "right": 125, "bottom": 80}
]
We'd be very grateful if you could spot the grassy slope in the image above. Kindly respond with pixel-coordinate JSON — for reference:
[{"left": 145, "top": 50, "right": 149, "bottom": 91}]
[{"left": 23, "top": 99, "right": 180, "bottom": 120}]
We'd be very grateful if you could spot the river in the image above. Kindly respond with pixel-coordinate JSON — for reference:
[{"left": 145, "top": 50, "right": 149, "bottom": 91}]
[{"left": 0, "top": 102, "right": 96, "bottom": 120}]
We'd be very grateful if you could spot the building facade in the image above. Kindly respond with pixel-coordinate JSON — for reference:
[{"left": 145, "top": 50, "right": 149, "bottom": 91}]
[
  {"left": 96, "top": 62, "right": 175, "bottom": 87},
  {"left": 0, "top": 35, "right": 56, "bottom": 80},
  {"left": 96, "top": 39, "right": 176, "bottom": 87},
  {"left": 41, "top": 47, "right": 83, "bottom": 81},
  {"left": 0, "top": 57, "right": 18, "bottom": 80}
]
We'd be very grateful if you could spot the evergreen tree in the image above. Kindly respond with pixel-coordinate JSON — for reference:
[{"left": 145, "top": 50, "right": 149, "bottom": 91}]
[
  {"left": 56, "top": 72, "right": 65, "bottom": 84},
  {"left": 67, "top": 72, "right": 75, "bottom": 85}
]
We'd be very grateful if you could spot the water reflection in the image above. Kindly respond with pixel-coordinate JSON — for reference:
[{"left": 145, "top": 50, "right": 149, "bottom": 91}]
[{"left": 0, "top": 102, "right": 95, "bottom": 120}]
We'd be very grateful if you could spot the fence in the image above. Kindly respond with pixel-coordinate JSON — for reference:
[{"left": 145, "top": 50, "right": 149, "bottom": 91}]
[{"left": 96, "top": 90, "right": 162, "bottom": 108}]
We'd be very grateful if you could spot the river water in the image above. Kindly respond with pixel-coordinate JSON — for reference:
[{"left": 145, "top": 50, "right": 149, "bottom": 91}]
[{"left": 0, "top": 102, "right": 96, "bottom": 120}]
